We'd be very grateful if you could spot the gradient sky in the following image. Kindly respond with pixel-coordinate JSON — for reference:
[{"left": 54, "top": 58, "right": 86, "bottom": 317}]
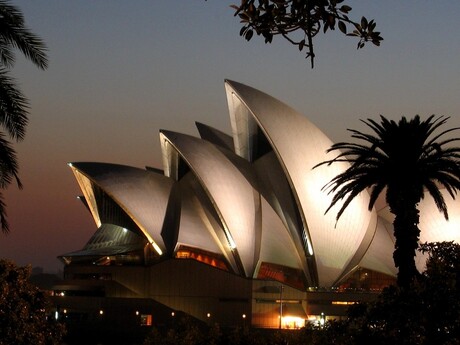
[{"left": 1, "top": 1, "right": 460, "bottom": 273}]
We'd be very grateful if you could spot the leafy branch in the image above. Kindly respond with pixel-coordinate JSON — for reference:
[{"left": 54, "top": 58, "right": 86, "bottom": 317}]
[{"left": 231, "top": 0, "right": 383, "bottom": 68}]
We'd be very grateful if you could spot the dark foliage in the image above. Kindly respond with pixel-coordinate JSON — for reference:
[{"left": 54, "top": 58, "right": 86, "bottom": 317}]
[
  {"left": 230, "top": 0, "right": 382, "bottom": 68},
  {"left": 0, "top": 259, "right": 65, "bottom": 345},
  {"left": 143, "top": 317, "right": 301, "bottom": 345},
  {"left": 0, "top": 1, "right": 48, "bottom": 233}
]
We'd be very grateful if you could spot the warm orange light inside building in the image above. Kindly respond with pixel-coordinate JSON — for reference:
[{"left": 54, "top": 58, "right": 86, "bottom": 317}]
[
  {"left": 257, "top": 262, "right": 306, "bottom": 290},
  {"left": 140, "top": 314, "right": 152, "bottom": 326},
  {"left": 281, "top": 316, "right": 305, "bottom": 329},
  {"left": 175, "top": 246, "right": 228, "bottom": 271},
  {"left": 331, "top": 301, "right": 357, "bottom": 305},
  {"left": 337, "top": 268, "right": 396, "bottom": 292}
]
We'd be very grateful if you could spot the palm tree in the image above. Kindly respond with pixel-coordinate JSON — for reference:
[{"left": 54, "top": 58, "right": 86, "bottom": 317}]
[
  {"left": 0, "top": 1, "right": 48, "bottom": 233},
  {"left": 316, "top": 115, "right": 460, "bottom": 288}
]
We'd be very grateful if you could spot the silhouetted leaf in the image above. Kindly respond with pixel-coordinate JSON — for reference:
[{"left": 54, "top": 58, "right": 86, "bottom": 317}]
[
  {"left": 238, "top": 12, "right": 249, "bottom": 21},
  {"left": 361, "top": 16, "right": 368, "bottom": 30},
  {"left": 299, "top": 39, "right": 305, "bottom": 51},
  {"left": 368, "top": 20, "right": 376, "bottom": 32},
  {"left": 245, "top": 29, "right": 253, "bottom": 41},
  {"left": 340, "top": 5, "right": 352, "bottom": 13}
]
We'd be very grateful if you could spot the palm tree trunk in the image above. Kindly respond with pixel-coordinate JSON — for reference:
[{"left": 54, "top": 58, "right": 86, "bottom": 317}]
[{"left": 391, "top": 203, "right": 421, "bottom": 288}]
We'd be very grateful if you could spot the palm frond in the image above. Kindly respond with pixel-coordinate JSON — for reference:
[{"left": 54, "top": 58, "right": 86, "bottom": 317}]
[
  {"left": 316, "top": 114, "right": 460, "bottom": 222},
  {"left": 0, "top": 67, "right": 28, "bottom": 140},
  {"left": 0, "top": 130, "right": 21, "bottom": 189},
  {"left": 0, "top": 0, "right": 48, "bottom": 69},
  {"left": 424, "top": 180, "right": 449, "bottom": 219},
  {"left": 0, "top": 190, "right": 9, "bottom": 233}
]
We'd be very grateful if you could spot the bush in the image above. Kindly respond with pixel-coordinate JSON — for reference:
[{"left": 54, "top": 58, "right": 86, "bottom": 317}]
[{"left": 0, "top": 259, "right": 65, "bottom": 345}]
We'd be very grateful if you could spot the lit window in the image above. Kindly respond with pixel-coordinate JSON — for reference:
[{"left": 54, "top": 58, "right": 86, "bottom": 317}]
[
  {"left": 140, "top": 314, "right": 152, "bottom": 326},
  {"left": 332, "top": 301, "right": 357, "bottom": 305}
]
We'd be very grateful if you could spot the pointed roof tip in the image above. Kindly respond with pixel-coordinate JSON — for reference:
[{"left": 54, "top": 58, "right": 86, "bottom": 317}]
[
  {"left": 66, "top": 162, "right": 101, "bottom": 168},
  {"left": 159, "top": 129, "right": 179, "bottom": 139},
  {"left": 224, "top": 80, "right": 256, "bottom": 96},
  {"left": 224, "top": 79, "right": 240, "bottom": 87},
  {"left": 68, "top": 162, "right": 91, "bottom": 170},
  {"left": 159, "top": 129, "right": 177, "bottom": 137},
  {"left": 194, "top": 121, "right": 205, "bottom": 133}
]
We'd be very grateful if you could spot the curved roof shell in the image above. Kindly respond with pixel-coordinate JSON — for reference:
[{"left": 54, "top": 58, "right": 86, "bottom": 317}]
[
  {"left": 159, "top": 130, "right": 262, "bottom": 276},
  {"left": 69, "top": 162, "right": 174, "bottom": 255},
  {"left": 159, "top": 128, "right": 311, "bottom": 279},
  {"left": 224, "top": 80, "right": 376, "bottom": 287}
]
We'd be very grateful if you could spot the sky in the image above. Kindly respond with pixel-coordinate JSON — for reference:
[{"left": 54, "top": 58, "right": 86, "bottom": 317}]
[{"left": 1, "top": 1, "right": 460, "bottom": 273}]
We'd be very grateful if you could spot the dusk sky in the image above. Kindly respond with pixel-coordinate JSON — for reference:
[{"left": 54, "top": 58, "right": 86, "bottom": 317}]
[{"left": 1, "top": 1, "right": 460, "bottom": 273}]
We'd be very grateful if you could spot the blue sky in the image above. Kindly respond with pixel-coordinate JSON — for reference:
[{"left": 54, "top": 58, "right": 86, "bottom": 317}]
[{"left": 1, "top": 1, "right": 460, "bottom": 272}]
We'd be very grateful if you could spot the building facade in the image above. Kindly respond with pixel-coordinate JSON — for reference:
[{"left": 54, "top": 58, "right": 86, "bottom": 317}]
[{"left": 53, "top": 80, "right": 460, "bottom": 328}]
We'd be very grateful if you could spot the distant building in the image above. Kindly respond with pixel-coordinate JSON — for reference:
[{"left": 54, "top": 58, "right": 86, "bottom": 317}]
[{"left": 52, "top": 80, "right": 460, "bottom": 329}]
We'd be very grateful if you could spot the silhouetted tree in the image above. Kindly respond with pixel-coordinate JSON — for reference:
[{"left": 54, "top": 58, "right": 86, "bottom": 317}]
[
  {"left": 316, "top": 115, "right": 460, "bottom": 288},
  {"left": 0, "top": 259, "right": 65, "bottom": 345},
  {"left": 0, "top": 1, "right": 48, "bottom": 233},
  {"left": 230, "top": 0, "right": 382, "bottom": 68},
  {"left": 418, "top": 241, "right": 460, "bottom": 343}
]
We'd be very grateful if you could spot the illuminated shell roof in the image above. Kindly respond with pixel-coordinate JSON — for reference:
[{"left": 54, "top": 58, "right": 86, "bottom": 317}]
[
  {"left": 225, "top": 80, "right": 376, "bottom": 287},
  {"left": 69, "top": 162, "right": 174, "bottom": 255},
  {"left": 159, "top": 130, "right": 261, "bottom": 276},
  {"left": 66, "top": 80, "right": 460, "bottom": 288}
]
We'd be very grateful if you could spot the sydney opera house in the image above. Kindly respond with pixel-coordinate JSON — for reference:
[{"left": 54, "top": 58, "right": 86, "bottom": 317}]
[{"left": 53, "top": 80, "right": 460, "bottom": 329}]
